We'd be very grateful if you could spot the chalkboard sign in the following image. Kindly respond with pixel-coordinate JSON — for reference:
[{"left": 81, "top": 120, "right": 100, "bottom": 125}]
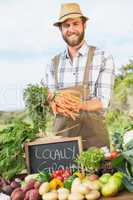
[{"left": 25, "top": 136, "right": 82, "bottom": 174}]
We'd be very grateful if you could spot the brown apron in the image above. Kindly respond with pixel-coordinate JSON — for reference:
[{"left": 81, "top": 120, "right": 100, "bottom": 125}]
[{"left": 52, "top": 47, "right": 109, "bottom": 150}]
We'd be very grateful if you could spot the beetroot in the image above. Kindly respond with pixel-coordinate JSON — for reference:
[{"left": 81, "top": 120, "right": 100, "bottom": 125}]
[
  {"left": 2, "top": 185, "right": 13, "bottom": 195},
  {"left": 24, "top": 189, "right": 41, "bottom": 200},
  {"left": 0, "top": 178, "right": 8, "bottom": 188},
  {"left": 34, "top": 181, "right": 41, "bottom": 190},
  {"left": 22, "top": 179, "right": 35, "bottom": 193},
  {"left": 11, "top": 187, "right": 25, "bottom": 200},
  {"left": 11, "top": 180, "right": 21, "bottom": 189}
]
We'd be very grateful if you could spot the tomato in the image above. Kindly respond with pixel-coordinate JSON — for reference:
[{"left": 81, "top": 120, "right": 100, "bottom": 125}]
[
  {"left": 106, "top": 151, "right": 120, "bottom": 160},
  {"left": 111, "top": 151, "right": 119, "bottom": 158},
  {"left": 65, "top": 168, "right": 72, "bottom": 175},
  {"left": 56, "top": 175, "right": 64, "bottom": 182},
  {"left": 62, "top": 169, "right": 66, "bottom": 173},
  {"left": 63, "top": 169, "right": 72, "bottom": 178},
  {"left": 51, "top": 168, "right": 72, "bottom": 182},
  {"left": 106, "top": 155, "right": 113, "bottom": 160},
  {"left": 52, "top": 170, "right": 62, "bottom": 178}
]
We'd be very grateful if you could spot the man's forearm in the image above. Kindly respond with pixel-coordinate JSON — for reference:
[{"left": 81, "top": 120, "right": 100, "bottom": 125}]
[{"left": 79, "top": 98, "right": 103, "bottom": 112}]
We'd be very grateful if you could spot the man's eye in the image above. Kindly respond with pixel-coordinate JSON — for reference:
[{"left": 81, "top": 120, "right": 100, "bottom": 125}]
[
  {"left": 62, "top": 24, "right": 69, "bottom": 28},
  {"left": 73, "top": 23, "right": 79, "bottom": 26}
]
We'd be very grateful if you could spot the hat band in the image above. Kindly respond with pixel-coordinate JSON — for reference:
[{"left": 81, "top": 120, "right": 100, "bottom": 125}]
[{"left": 59, "top": 12, "right": 82, "bottom": 20}]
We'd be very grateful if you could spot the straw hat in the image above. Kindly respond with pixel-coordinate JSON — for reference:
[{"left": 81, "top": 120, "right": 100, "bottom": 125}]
[{"left": 53, "top": 3, "right": 89, "bottom": 26}]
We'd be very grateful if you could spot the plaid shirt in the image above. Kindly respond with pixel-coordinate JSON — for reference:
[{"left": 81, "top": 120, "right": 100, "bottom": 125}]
[{"left": 44, "top": 41, "right": 115, "bottom": 108}]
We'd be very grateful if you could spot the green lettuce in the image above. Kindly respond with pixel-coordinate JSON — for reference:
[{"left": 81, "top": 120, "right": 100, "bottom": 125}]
[{"left": 112, "top": 139, "right": 133, "bottom": 192}]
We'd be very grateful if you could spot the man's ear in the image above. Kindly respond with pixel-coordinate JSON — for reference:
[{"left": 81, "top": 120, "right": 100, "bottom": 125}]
[{"left": 84, "top": 21, "right": 87, "bottom": 29}]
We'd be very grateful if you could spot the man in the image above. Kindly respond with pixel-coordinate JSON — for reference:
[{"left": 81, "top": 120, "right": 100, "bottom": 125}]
[{"left": 44, "top": 3, "right": 115, "bottom": 149}]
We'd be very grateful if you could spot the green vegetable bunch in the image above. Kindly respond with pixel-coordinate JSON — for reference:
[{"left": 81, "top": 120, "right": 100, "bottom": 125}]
[
  {"left": 111, "top": 132, "right": 123, "bottom": 152},
  {"left": 0, "top": 120, "right": 37, "bottom": 179},
  {"left": 112, "top": 139, "right": 133, "bottom": 192},
  {"left": 76, "top": 147, "right": 105, "bottom": 174},
  {"left": 36, "top": 171, "right": 51, "bottom": 182},
  {"left": 23, "top": 83, "right": 49, "bottom": 132}
]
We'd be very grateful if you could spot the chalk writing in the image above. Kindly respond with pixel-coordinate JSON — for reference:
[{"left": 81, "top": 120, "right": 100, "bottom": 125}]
[{"left": 25, "top": 137, "right": 82, "bottom": 173}]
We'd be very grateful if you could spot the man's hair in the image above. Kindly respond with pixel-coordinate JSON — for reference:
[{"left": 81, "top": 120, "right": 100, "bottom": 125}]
[
  {"left": 59, "top": 16, "right": 86, "bottom": 29},
  {"left": 80, "top": 16, "right": 87, "bottom": 24}
]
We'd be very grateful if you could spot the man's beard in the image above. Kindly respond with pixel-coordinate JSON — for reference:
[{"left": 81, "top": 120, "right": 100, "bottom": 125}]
[{"left": 62, "top": 30, "right": 85, "bottom": 47}]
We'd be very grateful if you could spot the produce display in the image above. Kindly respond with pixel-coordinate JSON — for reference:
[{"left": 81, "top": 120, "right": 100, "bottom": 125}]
[
  {"left": 0, "top": 169, "right": 124, "bottom": 200},
  {"left": 0, "top": 84, "right": 133, "bottom": 199},
  {"left": 1, "top": 145, "right": 133, "bottom": 200}
]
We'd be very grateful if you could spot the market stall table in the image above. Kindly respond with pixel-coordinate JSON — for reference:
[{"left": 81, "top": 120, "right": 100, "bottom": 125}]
[
  {"left": 101, "top": 191, "right": 133, "bottom": 200},
  {"left": 0, "top": 191, "right": 133, "bottom": 200}
]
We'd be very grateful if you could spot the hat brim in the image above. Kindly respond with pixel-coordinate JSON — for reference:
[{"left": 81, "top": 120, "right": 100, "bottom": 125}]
[{"left": 53, "top": 13, "right": 89, "bottom": 27}]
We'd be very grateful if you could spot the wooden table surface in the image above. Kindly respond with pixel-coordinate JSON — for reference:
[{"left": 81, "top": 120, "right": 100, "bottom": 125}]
[
  {"left": 100, "top": 191, "right": 133, "bottom": 200},
  {"left": 0, "top": 191, "right": 133, "bottom": 200}
]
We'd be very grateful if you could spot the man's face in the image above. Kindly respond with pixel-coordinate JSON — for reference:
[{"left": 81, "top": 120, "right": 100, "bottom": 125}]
[{"left": 60, "top": 17, "right": 86, "bottom": 47}]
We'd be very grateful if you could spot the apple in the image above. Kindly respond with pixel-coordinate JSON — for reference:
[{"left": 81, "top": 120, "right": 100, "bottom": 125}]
[
  {"left": 99, "top": 173, "right": 111, "bottom": 184},
  {"left": 113, "top": 172, "right": 123, "bottom": 179},
  {"left": 101, "top": 176, "right": 122, "bottom": 197}
]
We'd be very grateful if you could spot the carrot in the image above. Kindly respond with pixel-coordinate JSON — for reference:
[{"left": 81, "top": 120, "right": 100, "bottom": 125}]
[
  {"left": 61, "top": 90, "right": 81, "bottom": 97},
  {"left": 48, "top": 90, "right": 86, "bottom": 120},
  {"left": 62, "top": 97, "right": 80, "bottom": 105},
  {"left": 50, "top": 101, "right": 57, "bottom": 115},
  {"left": 56, "top": 106, "right": 67, "bottom": 114},
  {"left": 62, "top": 93, "right": 80, "bottom": 102},
  {"left": 48, "top": 91, "right": 54, "bottom": 101}
]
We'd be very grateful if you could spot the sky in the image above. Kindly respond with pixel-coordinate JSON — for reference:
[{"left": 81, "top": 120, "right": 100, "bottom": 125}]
[{"left": 0, "top": 0, "right": 133, "bottom": 111}]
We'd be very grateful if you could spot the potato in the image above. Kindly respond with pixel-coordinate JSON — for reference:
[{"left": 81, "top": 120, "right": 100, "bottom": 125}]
[
  {"left": 68, "top": 193, "right": 84, "bottom": 200},
  {"left": 42, "top": 191, "right": 58, "bottom": 200},
  {"left": 78, "top": 184, "right": 90, "bottom": 195},
  {"left": 39, "top": 182, "right": 50, "bottom": 195},
  {"left": 58, "top": 188, "right": 69, "bottom": 200},
  {"left": 82, "top": 180, "right": 100, "bottom": 191},
  {"left": 85, "top": 190, "right": 100, "bottom": 200},
  {"left": 71, "top": 178, "right": 81, "bottom": 193}
]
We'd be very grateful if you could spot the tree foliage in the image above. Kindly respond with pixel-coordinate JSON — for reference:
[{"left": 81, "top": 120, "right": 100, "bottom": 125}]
[
  {"left": 114, "top": 60, "right": 133, "bottom": 103},
  {"left": 106, "top": 60, "right": 133, "bottom": 145}
]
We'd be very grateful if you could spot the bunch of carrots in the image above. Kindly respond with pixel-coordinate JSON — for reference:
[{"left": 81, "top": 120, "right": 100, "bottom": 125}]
[
  {"left": 48, "top": 90, "right": 81, "bottom": 120},
  {"left": 47, "top": 90, "right": 102, "bottom": 120}
]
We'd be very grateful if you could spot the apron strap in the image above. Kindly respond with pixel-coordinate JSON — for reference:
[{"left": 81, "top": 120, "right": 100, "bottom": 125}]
[
  {"left": 52, "top": 46, "right": 96, "bottom": 95},
  {"left": 82, "top": 46, "right": 96, "bottom": 101},
  {"left": 52, "top": 54, "right": 60, "bottom": 89}
]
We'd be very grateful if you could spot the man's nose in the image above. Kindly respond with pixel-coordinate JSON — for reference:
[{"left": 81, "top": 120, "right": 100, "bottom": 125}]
[{"left": 67, "top": 25, "right": 75, "bottom": 33}]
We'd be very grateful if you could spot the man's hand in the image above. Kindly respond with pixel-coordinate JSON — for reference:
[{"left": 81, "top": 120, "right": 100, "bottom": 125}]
[
  {"left": 47, "top": 91, "right": 55, "bottom": 102},
  {"left": 79, "top": 98, "right": 102, "bottom": 112}
]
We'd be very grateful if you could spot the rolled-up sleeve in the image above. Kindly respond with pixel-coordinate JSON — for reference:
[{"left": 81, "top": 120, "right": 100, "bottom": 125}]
[
  {"left": 96, "top": 53, "right": 115, "bottom": 109},
  {"left": 43, "top": 62, "right": 56, "bottom": 91}
]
